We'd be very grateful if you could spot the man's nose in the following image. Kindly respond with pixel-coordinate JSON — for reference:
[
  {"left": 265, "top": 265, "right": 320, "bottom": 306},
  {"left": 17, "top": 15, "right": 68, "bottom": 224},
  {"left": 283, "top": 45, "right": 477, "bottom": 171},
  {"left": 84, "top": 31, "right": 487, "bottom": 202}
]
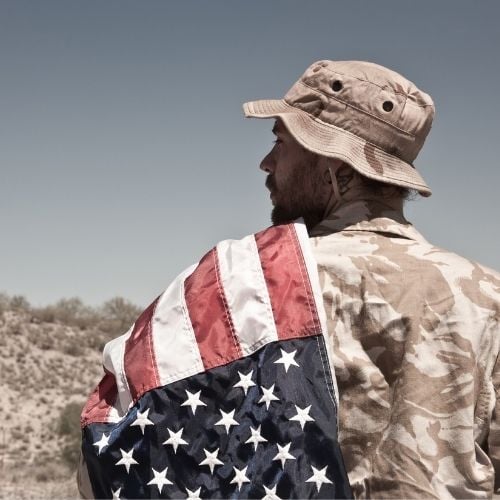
[{"left": 259, "top": 151, "right": 275, "bottom": 173}]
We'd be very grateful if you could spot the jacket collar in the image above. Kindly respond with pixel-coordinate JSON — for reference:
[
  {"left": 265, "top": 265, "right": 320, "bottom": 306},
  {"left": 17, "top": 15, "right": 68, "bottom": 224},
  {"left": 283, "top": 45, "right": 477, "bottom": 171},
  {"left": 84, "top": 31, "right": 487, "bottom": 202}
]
[{"left": 309, "top": 199, "right": 428, "bottom": 243}]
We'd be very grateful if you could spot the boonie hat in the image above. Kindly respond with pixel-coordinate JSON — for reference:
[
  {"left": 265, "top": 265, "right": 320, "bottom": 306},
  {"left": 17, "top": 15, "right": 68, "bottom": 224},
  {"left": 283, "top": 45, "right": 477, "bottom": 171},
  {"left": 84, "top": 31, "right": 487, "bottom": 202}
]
[{"left": 243, "top": 60, "right": 434, "bottom": 197}]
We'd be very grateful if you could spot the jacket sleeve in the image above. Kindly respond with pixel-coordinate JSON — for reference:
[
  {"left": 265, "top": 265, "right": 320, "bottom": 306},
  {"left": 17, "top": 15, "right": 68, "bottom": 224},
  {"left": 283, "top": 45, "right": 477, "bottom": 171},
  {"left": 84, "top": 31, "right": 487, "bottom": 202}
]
[{"left": 488, "top": 352, "right": 500, "bottom": 496}]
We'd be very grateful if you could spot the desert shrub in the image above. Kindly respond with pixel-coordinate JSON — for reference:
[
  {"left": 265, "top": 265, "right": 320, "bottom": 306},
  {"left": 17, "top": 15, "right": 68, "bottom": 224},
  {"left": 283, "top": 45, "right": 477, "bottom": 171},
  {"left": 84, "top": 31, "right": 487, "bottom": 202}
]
[
  {"left": 63, "top": 340, "right": 84, "bottom": 357},
  {"left": 57, "top": 401, "right": 83, "bottom": 440},
  {"left": 39, "top": 337, "right": 55, "bottom": 351},
  {"left": 98, "top": 297, "right": 140, "bottom": 336},
  {"left": 10, "top": 326, "right": 23, "bottom": 336},
  {"left": 56, "top": 298, "right": 96, "bottom": 327},
  {"left": 57, "top": 401, "right": 84, "bottom": 470},
  {"left": 11, "top": 428, "right": 23, "bottom": 440},
  {"left": 10, "top": 295, "right": 31, "bottom": 311},
  {"left": 61, "top": 441, "right": 81, "bottom": 470},
  {"left": 31, "top": 306, "right": 56, "bottom": 323},
  {"left": 0, "top": 292, "right": 9, "bottom": 315},
  {"left": 34, "top": 462, "right": 66, "bottom": 482},
  {"left": 1, "top": 292, "right": 141, "bottom": 356},
  {"left": 35, "top": 467, "right": 52, "bottom": 482},
  {"left": 32, "top": 297, "right": 99, "bottom": 330}
]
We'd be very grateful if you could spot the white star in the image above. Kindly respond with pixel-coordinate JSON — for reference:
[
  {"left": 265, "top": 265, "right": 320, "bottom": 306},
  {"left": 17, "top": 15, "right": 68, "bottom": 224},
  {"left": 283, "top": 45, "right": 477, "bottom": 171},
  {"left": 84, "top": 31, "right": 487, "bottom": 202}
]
[
  {"left": 214, "top": 408, "right": 239, "bottom": 433},
  {"left": 230, "top": 465, "right": 250, "bottom": 491},
  {"left": 262, "top": 484, "right": 281, "bottom": 500},
  {"left": 115, "top": 448, "right": 138, "bottom": 474},
  {"left": 199, "top": 448, "right": 223, "bottom": 474},
  {"left": 93, "top": 433, "right": 110, "bottom": 455},
  {"left": 147, "top": 466, "right": 173, "bottom": 494},
  {"left": 111, "top": 487, "right": 121, "bottom": 500},
  {"left": 258, "top": 384, "right": 280, "bottom": 409},
  {"left": 289, "top": 404, "right": 315, "bottom": 429},
  {"left": 185, "top": 486, "right": 202, "bottom": 500},
  {"left": 305, "top": 465, "right": 333, "bottom": 492},
  {"left": 181, "top": 389, "right": 207, "bottom": 415},
  {"left": 245, "top": 424, "right": 268, "bottom": 451},
  {"left": 130, "top": 408, "right": 154, "bottom": 434},
  {"left": 272, "top": 442, "right": 296, "bottom": 468},
  {"left": 233, "top": 370, "right": 256, "bottom": 395},
  {"left": 162, "top": 427, "right": 188, "bottom": 453},
  {"left": 274, "top": 348, "right": 300, "bottom": 372}
]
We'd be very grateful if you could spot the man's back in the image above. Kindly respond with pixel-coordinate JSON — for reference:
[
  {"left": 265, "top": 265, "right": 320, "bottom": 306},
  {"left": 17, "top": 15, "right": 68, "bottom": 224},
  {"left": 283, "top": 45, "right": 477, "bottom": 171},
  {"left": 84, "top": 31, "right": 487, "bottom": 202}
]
[
  {"left": 80, "top": 59, "right": 500, "bottom": 498},
  {"left": 310, "top": 199, "right": 500, "bottom": 498}
]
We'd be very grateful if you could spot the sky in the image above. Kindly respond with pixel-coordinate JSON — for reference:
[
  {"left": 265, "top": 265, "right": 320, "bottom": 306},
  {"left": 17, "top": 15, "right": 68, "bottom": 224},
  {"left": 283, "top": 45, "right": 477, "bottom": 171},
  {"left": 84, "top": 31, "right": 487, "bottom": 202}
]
[{"left": 1, "top": 0, "right": 499, "bottom": 307}]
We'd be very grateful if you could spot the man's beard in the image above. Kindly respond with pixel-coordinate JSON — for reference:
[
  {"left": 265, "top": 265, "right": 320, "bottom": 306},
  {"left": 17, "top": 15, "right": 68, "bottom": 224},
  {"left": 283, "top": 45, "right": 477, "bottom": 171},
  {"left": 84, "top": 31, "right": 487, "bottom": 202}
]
[{"left": 266, "top": 160, "right": 327, "bottom": 231}]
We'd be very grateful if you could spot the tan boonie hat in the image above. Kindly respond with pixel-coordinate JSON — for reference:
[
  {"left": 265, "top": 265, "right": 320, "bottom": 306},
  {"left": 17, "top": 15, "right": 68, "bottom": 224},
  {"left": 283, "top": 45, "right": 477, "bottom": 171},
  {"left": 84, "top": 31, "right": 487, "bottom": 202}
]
[{"left": 243, "top": 60, "right": 434, "bottom": 197}]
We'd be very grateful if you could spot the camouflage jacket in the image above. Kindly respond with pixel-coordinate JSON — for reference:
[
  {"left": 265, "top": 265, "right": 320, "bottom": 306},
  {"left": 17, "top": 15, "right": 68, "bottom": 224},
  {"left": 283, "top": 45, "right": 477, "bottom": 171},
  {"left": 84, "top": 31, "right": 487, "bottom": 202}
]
[{"left": 309, "top": 199, "right": 500, "bottom": 499}]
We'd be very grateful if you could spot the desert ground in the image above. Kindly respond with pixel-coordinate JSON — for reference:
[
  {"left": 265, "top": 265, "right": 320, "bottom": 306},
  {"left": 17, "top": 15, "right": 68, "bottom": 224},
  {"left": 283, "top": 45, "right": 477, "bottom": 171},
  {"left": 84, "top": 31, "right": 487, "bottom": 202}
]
[{"left": 0, "top": 294, "right": 140, "bottom": 499}]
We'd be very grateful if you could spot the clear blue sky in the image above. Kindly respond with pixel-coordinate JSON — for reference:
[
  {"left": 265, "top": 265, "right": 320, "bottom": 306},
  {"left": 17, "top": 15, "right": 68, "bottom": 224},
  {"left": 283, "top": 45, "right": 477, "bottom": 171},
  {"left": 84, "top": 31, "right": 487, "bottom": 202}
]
[{"left": 1, "top": 0, "right": 499, "bottom": 307}]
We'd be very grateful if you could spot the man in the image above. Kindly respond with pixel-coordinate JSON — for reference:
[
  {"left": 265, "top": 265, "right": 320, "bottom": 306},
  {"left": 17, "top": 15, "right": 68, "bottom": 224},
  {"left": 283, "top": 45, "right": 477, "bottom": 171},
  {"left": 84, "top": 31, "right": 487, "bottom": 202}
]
[
  {"left": 80, "top": 61, "right": 500, "bottom": 499},
  {"left": 243, "top": 60, "right": 500, "bottom": 498}
]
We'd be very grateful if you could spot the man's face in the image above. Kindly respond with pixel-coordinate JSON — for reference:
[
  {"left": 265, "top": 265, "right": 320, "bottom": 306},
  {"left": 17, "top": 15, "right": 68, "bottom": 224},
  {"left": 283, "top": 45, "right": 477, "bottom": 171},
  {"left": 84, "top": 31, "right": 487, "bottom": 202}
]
[{"left": 260, "top": 119, "right": 330, "bottom": 229}]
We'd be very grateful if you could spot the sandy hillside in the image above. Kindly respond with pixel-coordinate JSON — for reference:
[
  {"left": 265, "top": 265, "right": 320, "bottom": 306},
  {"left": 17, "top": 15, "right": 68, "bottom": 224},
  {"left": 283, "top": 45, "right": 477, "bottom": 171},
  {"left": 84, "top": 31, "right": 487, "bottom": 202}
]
[{"left": 0, "top": 297, "right": 139, "bottom": 499}]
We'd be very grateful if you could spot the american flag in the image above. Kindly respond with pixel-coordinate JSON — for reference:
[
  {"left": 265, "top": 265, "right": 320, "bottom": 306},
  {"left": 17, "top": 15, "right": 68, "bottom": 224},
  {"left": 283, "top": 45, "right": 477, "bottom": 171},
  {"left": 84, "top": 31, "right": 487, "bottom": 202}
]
[{"left": 81, "top": 222, "right": 352, "bottom": 499}]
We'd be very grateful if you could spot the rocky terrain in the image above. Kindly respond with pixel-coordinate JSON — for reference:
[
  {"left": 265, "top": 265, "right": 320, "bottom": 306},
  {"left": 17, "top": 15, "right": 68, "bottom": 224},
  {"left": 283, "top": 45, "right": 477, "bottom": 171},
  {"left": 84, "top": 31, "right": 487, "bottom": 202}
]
[{"left": 0, "top": 294, "right": 141, "bottom": 499}]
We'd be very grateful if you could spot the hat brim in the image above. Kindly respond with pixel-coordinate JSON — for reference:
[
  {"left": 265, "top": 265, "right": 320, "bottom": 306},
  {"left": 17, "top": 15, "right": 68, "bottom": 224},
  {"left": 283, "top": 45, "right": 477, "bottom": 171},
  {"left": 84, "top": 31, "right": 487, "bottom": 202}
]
[{"left": 243, "top": 99, "right": 431, "bottom": 197}]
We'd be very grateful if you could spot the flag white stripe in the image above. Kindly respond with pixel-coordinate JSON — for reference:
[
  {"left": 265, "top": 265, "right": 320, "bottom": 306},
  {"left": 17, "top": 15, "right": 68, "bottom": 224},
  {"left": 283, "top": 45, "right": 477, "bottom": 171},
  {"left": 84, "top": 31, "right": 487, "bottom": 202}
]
[
  {"left": 96, "top": 223, "right": 333, "bottom": 425},
  {"left": 293, "top": 221, "right": 340, "bottom": 409},
  {"left": 151, "top": 264, "right": 205, "bottom": 386},
  {"left": 216, "top": 234, "right": 278, "bottom": 356},
  {"left": 102, "top": 324, "right": 135, "bottom": 416}
]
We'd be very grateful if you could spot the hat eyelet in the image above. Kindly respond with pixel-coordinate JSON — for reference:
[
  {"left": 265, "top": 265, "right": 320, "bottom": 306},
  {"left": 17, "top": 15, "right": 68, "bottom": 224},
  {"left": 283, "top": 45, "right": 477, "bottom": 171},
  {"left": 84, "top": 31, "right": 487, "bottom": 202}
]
[
  {"left": 312, "top": 66, "right": 321, "bottom": 73},
  {"left": 382, "top": 101, "right": 394, "bottom": 112},
  {"left": 331, "top": 80, "right": 343, "bottom": 92}
]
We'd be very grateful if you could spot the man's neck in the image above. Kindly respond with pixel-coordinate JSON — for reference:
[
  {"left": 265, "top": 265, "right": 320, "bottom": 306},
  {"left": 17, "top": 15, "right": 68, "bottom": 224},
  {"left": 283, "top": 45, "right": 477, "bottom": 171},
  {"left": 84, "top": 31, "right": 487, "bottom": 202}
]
[
  {"left": 309, "top": 195, "right": 408, "bottom": 237},
  {"left": 325, "top": 179, "right": 406, "bottom": 219}
]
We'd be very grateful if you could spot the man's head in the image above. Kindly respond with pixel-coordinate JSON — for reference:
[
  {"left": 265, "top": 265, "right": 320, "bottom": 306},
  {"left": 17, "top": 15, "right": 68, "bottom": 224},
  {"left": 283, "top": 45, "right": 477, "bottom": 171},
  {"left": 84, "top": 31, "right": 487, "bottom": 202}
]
[
  {"left": 244, "top": 60, "right": 435, "bottom": 226},
  {"left": 260, "top": 118, "right": 340, "bottom": 229},
  {"left": 261, "top": 118, "right": 412, "bottom": 230}
]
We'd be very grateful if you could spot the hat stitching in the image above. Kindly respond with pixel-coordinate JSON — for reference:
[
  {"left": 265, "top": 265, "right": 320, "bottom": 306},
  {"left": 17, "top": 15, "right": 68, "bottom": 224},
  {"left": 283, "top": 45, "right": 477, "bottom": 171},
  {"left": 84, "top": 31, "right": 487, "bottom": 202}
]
[
  {"left": 396, "top": 93, "right": 408, "bottom": 123},
  {"left": 317, "top": 65, "right": 421, "bottom": 98},
  {"left": 282, "top": 109, "right": 429, "bottom": 188},
  {"left": 295, "top": 81, "right": 416, "bottom": 138},
  {"left": 405, "top": 100, "right": 435, "bottom": 110},
  {"left": 279, "top": 99, "right": 415, "bottom": 161}
]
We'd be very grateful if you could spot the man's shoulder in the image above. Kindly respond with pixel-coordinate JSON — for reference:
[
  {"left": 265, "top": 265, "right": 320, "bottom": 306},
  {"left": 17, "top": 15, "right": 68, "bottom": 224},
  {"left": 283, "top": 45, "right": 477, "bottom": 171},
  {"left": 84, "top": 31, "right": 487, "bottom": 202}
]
[
  {"left": 414, "top": 238, "right": 500, "bottom": 286},
  {"left": 310, "top": 226, "right": 500, "bottom": 309}
]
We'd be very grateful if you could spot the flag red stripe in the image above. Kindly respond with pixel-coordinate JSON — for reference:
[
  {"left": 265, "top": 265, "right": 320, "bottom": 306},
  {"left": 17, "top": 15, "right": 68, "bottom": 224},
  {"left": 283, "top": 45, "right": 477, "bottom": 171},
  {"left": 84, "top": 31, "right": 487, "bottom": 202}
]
[
  {"left": 123, "top": 297, "right": 160, "bottom": 401},
  {"left": 184, "top": 248, "right": 242, "bottom": 369},
  {"left": 81, "top": 370, "right": 117, "bottom": 427},
  {"left": 254, "top": 224, "right": 321, "bottom": 339}
]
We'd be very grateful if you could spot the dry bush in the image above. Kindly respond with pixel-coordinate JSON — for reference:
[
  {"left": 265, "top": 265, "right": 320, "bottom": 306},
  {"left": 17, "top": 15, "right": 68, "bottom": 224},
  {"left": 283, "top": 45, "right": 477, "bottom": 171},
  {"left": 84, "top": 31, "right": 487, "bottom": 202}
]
[
  {"left": 9, "top": 295, "right": 31, "bottom": 311},
  {"left": 1, "top": 292, "right": 141, "bottom": 354},
  {"left": 11, "top": 428, "right": 23, "bottom": 440},
  {"left": 63, "top": 340, "right": 84, "bottom": 357},
  {"left": 96, "top": 297, "right": 141, "bottom": 338},
  {"left": 31, "top": 297, "right": 99, "bottom": 330},
  {"left": 34, "top": 462, "right": 65, "bottom": 482},
  {"left": 0, "top": 291, "right": 10, "bottom": 316},
  {"left": 57, "top": 401, "right": 84, "bottom": 470}
]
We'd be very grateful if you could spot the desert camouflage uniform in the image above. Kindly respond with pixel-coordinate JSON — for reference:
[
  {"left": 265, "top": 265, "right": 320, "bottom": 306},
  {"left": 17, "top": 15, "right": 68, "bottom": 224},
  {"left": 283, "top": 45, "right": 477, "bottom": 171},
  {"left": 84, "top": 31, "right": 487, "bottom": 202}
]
[{"left": 309, "top": 199, "right": 500, "bottom": 499}]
